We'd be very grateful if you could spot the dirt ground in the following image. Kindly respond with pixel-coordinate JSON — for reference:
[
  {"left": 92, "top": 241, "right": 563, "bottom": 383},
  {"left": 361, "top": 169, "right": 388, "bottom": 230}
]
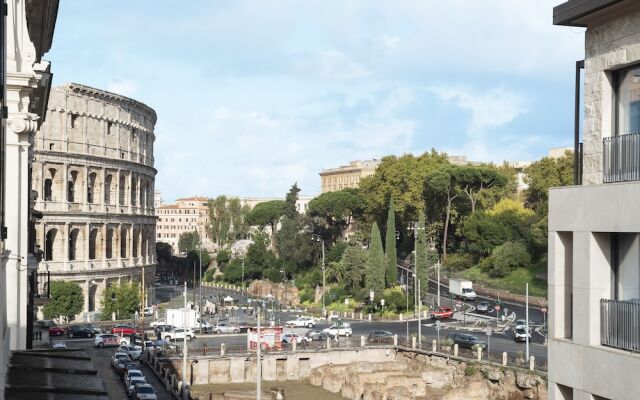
[{"left": 192, "top": 380, "right": 346, "bottom": 399}]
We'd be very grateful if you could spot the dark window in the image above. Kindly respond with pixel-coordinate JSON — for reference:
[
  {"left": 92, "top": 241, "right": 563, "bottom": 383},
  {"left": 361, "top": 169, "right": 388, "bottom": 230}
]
[
  {"left": 44, "top": 179, "right": 52, "bottom": 201},
  {"left": 615, "top": 66, "right": 640, "bottom": 135},
  {"left": 70, "top": 114, "right": 78, "bottom": 129}
]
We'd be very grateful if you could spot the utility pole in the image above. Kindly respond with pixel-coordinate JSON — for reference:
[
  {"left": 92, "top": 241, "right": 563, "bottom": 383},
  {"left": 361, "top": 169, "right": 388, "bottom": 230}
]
[
  {"left": 418, "top": 279, "right": 422, "bottom": 347},
  {"left": 199, "top": 239, "right": 203, "bottom": 335},
  {"left": 140, "top": 264, "right": 145, "bottom": 351},
  {"left": 437, "top": 259, "right": 441, "bottom": 307},
  {"left": 405, "top": 271, "right": 409, "bottom": 340},
  {"left": 525, "top": 282, "right": 530, "bottom": 362},
  {"left": 182, "top": 282, "right": 188, "bottom": 400},
  {"left": 256, "top": 305, "right": 262, "bottom": 400},
  {"left": 311, "top": 234, "right": 326, "bottom": 316}
]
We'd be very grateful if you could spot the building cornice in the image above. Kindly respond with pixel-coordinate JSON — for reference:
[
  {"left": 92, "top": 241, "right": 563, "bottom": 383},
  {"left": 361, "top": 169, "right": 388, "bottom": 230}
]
[{"left": 35, "top": 149, "right": 157, "bottom": 175}]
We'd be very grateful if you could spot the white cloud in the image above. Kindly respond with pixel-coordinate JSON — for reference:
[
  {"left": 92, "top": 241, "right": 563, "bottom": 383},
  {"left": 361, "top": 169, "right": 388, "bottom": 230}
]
[
  {"left": 380, "top": 35, "right": 400, "bottom": 49},
  {"left": 293, "top": 49, "right": 370, "bottom": 80},
  {"left": 430, "top": 85, "right": 527, "bottom": 131}
]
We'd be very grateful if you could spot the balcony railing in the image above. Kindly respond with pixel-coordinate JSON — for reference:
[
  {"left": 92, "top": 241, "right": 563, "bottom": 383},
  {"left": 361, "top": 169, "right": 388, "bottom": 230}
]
[
  {"left": 603, "top": 133, "right": 640, "bottom": 183},
  {"left": 601, "top": 299, "right": 640, "bottom": 352}
]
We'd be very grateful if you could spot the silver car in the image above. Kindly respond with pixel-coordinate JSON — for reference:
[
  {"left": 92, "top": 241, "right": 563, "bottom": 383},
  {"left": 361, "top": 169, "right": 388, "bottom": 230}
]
[{"left": 213, "top": 322, "right": 240, "bottom": 334}]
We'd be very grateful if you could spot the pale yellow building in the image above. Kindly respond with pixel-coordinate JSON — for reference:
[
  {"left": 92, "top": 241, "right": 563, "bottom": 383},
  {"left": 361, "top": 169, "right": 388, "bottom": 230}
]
[
  {"left": 156, "top": 196, "right": 213, "bottom": 252},
  {"left": 319, "top": 159, "right": 380, "bottom": 193}
]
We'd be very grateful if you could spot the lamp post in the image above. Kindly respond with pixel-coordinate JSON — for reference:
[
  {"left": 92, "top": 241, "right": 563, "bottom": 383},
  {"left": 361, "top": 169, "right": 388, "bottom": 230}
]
[
  {"left": 199, "top": 236, "right": 203, "bottom": 335},
  {"left": 408, "top": 222, "right": 424, "bottom": 315},
  {"left": 311, "top": 234, "right": 326, "bottom": 316},
  {"left": 182, "top": 281, "right": 188, "bottom": 400}
]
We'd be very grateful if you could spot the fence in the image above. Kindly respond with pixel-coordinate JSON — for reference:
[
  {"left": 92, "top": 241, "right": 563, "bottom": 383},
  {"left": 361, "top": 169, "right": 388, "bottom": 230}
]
[
  {"left": 601, "top": 298, "right": 640, "bottom": 352},
  {"left": 603, "top": 132, "right": 640, "bottom": 183}
]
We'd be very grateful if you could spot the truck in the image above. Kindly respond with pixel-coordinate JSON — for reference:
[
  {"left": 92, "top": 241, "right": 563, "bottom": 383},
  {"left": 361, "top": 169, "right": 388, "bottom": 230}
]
[
  {"left": 449, "top": 278, "right": 477, "bottom": 301},
  {"left": 165, "top": 308, "right": 211, "bottom": 332}
]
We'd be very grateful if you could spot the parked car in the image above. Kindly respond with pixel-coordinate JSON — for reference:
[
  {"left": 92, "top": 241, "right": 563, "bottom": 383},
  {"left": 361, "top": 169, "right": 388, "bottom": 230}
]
[
  {"left": 35, "top": 319, "right": 55, "bottom": 329},
  {"left": 163, "top": 328, "right": 195, "bottom": 341},
  {"left": 82, "top": 324, "right": 103, "bottom": 335},
  {"left": 111, "top": 324, "right": 138, "bottom": 335},
  {"left": 431, "top": 307, "right": 454, "bottom": 320},
  {"left": 132, "top": 383, "right": 158, "bottom": 400},
  {"left": 305, "top": 330, "right": 334, "bottom": 341},
  {"left": 282, "top": 333, "right": 307, "bottom": 344},
  {"left": 476, "top": 301, "right": 490, "bottom": 313},
  {"left": 111, "top": 351, "right": 132, "bottom": 367},
  {"left": 514, "top": 325, "right": 531, "bottom": 342},
  {"left": 116, "top": 360, "right": 137, "bottom": 376},
  {"left": 367, "top": 330, "right": 394, "bottom": 344},
  {"left": 125, "top": 369, "right": 144, "bottom": 386},
  {"left": 127, "top": 376, "right": 147, "bottom": 396},
  {"left": 213, "top": 322, "right": 240, "bottom": 334},
  {"left": 48, "top": 326, "right": 65, "bottom": 336},
  {"left": 143, "top": 306, "right": 154, "bottom": 316},
  {"left": 153, "top": 325, "right": 175, "bottom": 334},
  {"left": 118, "top": 345, "right": 143, "bottom": 360},
  {"left": 150, "top": 319, "right": 166, "bottom": 328},
  {"left": 285, "top": 316, "right": 315, "bottom": 328},
  {"left": 95, "top": 334, "right": 128, "bottom": 348},
  {"left": 445, "top": 333, "right": 487, "bottom": 350},
  {"left": 323, "top": 323, "right": 352, "bottom": 337},
  {"left": 51, "top": 341, "right": 67, "bottom": 349},
  {"left": 67, "top": 326, "right": 95, "bottom": 338}
]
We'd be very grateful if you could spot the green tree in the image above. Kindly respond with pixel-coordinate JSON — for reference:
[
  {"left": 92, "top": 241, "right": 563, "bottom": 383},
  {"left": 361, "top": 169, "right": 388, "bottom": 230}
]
[
  {"left": 209, "top": 195, "right": 231, "bottom": 246},
  {"left": 415, "top": 211, "right": 428, "bottom": 295},
  {"left": 459, "top": 166, "right": 508, "bottom": 213},
  {"left": 216, "top": 248, "right": 231, "bottom": 268},
  {"left": 481, "top": 241, "right": 531, "bottom": 278},
  {"left": 308, "top": 188, "right": 364, "bottom": 241},
  {"left": 42, "top": 281, "right": 84, "bottom": 322},
  {"left": 178, "top": 231, "right": 200, "bottom": 253},
  {"left": 284, "top": 182, "right": 301, "bottom": 219},
  {"left": 340, "top": 245, "right": 368, "bottom": 289},
  {"left": 524, "top": 152, "right": 573, "bottom": 211},
  {"left": 366, "top": 223, "right": 385, "bottom": 300},
  {"left": 384, "top": 197, "right": 397, "bottom": 287},
  {"left": 156, "top": 242, "right": 173, "bottom": 262},
  {"left": 246, "top": 200, "right": 285, "bottom": 249},
  {"left": 100, "top": 282, "right": 141, "bottom": 320}
]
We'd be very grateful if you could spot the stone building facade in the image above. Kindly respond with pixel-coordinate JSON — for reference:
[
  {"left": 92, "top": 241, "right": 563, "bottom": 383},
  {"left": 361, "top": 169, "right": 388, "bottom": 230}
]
[
  {"left": 550, "top": 1, "right": 640, "bottom": 399},
  {"left": 32, "top": 83, "right": 157, "bottom": 318},
  {"left": 319, "top": 159, "right": 380, "bottom": 193},
  {"left": 156, "top": 196, "right": 212, "bottom": 253}
]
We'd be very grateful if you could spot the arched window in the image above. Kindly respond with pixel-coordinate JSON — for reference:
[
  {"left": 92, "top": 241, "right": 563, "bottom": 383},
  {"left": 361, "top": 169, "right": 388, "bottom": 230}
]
[
  {"left": 89, "top": 228, "right": 100, "bottom": 260},
  {"left": 119, "top": 175, "right": 126, "bottom": 205},
  {"left": 44, "top": 179, "right": 53, "bottom": 201},
  {"left": 87, "top": 172, "right": 98, "bottom": 204},
  {"left": 104, "top": 174, "right": 113, "bottom": 204},
  {"left": 120, "top": 228, "right": 128, "bottom": 258},
  {"left": 45, "top": 229, "right": 57, "bottom": 261},
  {"left": 131, "top": 176, "right": 137, "bottom": 206},
  {"left": 68, "top": 170, "right": 78, "bottom": 202},
  {"left": 132, "top": 228, "right": 139, "bottom": 258},
  {"left": 69, "top": 228, "right": 79, "bottom": 261},
  {"left": 106, "top": 228, "right": 114, "bottom": 259}
]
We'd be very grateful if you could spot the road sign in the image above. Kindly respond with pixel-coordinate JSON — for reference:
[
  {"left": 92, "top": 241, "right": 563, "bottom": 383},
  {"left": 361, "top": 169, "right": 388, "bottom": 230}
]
[
  {"left": 435, "top": 320, "right": 441, "bottom": 331},
  {"left": 495, "top": 305, "right": 501, "bottom": 312},
  {"left": 486, "top": 327, "right": 492, "bottom": 336}
]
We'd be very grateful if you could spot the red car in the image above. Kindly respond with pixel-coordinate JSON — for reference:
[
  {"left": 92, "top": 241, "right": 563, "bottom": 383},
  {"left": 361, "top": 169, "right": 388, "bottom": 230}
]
[
  {"left": 431, "top": 306, "right": 454, "bottom": 320},
  {"left": 111, "top": 325, "right": 137, "bottom": 335},
  {"left": 48, "top": 326, "right": 65, "bottom": 336}
]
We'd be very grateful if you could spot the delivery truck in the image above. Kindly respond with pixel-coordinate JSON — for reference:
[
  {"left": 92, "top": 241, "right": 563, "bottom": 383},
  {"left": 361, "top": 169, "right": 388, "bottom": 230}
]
[
  {"left": 165, "top": 308, "right": 211, "bottom": 332},
  {"left": 449, "top": 278, "right": 477, "bottom": 301}
]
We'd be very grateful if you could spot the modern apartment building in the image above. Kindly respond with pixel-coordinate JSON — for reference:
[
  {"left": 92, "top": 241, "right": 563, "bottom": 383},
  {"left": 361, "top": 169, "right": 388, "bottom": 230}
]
[{"left": 550, "top": 1, "right": 640, "bottom": 399}]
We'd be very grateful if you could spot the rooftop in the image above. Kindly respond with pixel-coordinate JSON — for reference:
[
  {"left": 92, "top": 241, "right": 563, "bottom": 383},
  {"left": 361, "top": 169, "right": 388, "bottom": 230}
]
[{"left": 553, "top": 0, "right": 626, "bottom": 26}]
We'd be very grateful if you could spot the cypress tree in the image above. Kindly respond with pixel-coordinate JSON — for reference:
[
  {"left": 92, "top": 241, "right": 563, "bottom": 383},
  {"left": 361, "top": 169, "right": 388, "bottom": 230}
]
[
  {"left": 366, "top": 222, "right": 385, "bottom": 301},
  {"left": 385, "top": 198, "right": 397, "bottom": 287},
  {"left": 416, "top": 210, "right": 428, "bottom": 296}
]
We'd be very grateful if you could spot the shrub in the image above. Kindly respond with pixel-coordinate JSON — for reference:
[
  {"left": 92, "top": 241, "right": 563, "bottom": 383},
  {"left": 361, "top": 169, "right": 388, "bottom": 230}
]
[
  {"left": 299, "top": 287, "right": 315, "bottom": 304},
  {"left": 382, "top": 286, "right": 408, "bottom": 313},
  {"left": 445, "top": 253, "right": 475, "bottom": 271},
  {"left": 481, "top": 241, "right": 531, "bottom": 278},
  {"left": 465, "top": 364, "right": 477, "bottom": 377}
]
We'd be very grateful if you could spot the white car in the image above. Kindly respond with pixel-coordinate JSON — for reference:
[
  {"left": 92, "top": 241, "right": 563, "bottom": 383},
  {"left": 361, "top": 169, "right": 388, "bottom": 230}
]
[
  {"left": 143, "top": 307, "right": 154, "bottom": 317},
  {"left": 132, "top": 383, "right": 157, "bottom": 400},
  {"left": 285, "top": 316, "right": 315, "bottom": 328},
  {"left": 111, "top": 351, "right": 131, "bottom": 367},
  {"left": 282, "top": 332, "right": 308, "bottom": 344},
  {"left": 52, "top": 341, "right": 66, "bottom": 349},
  {"left": 118, "top": 344, "right": 142, "bottom": 360},
  {"left": 163, "top": 328, "right": 195, "bottom": 341},
  {"left": 125, "top": 369, "right": 144, "bottom": 386},
  {"left": 323, "top": 323, "right": 352, "bottom": 337},
  {"left": 514, "top": 325, "right": 532, "bottom": 342},
  {"left": 150, "top": 319, "right": 165, "bottom": 328},
  {"left": 127, "top": 376, "right": 147, "bottom": 396}
]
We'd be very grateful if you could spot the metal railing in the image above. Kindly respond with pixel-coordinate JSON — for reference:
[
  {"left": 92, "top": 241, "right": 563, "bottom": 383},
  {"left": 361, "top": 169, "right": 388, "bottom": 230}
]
[
  {"left": 603, "top": 133, "right": 640, "bottom": 183},
  {"left": 601, "top": 299, "right": 640, "bottom": 352}
]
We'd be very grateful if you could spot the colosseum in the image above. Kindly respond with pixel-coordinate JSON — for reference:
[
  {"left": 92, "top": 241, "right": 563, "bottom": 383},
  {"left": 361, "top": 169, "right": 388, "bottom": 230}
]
[{"left": 32, "top": 83, "right": 157, "bottom": 319}]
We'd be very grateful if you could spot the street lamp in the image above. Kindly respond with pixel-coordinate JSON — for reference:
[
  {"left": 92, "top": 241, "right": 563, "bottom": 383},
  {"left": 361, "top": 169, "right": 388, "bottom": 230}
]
[
  {"left": 429, "top": 240, "right": 441, "bottom": 307},
  {"left": 408, "top": 222, "right": 424, "bottom": 314},
  {"left": 311, "top": 234, "right": 326, "bottom": 316}
]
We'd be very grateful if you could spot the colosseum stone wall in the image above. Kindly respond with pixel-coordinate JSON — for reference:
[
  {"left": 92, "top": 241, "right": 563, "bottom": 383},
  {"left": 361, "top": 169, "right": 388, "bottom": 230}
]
[{"left": 32, "top": 83, "right": 157, "bottom": 318}]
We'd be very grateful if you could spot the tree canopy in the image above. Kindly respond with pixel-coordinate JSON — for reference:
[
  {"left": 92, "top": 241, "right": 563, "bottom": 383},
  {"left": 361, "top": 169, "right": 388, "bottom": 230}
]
[
  {"left": 178, "top": 231, "right": 200, "bottom": 253},
  {"left": 42, "top": 281, "right": 84, "bottom": 322},
  {"left": 100, "top": 282, "right": 140, "bottom": 320},
  {"left": 384, "top": 197, "right": 397, "bottom": 287},
  {"left": 246, "top": 200, "right": 285, "bottom": 248},
  {"left": 366, "top": 223, "right": 385, "bottom": 299},
  {"left": 524, "top": 152, "right": 573, "bottom": 210}
]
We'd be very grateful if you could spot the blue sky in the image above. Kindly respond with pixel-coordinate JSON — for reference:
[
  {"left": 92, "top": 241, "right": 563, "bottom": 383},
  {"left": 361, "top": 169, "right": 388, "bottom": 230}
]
[{"left": 47, "top": 1, "right": 584, "bottom": 201}]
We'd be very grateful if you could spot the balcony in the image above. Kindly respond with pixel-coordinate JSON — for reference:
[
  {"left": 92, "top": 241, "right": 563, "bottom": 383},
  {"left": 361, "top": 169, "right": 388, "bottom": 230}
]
[
  {"left": 603, "top": 133, "right": 640, "bottom": 183},
  {"left": 600, "top": 299, "right": 640, "bottom": 352}
]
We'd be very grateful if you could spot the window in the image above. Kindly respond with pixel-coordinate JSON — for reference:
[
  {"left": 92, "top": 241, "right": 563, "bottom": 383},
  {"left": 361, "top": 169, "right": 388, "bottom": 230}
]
[
  {"left": 70, "top": 114, "right": 78, "bottom": 129},
  {"left": 44, "top": 179, "right": 53, "bottom": 201},
  {"left": 107, "top": 121, "right": 113, "bottom": 135},
  {"left": 616, "top": 66, "right": 640, "bottom": 135}
]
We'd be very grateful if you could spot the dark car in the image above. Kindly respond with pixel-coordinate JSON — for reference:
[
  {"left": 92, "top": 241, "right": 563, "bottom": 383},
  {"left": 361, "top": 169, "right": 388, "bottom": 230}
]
[
  {"left": 476, "top": 301, "right": 490, "bottom": 313},
  {"left": 445, "top": 333, "right": 487, "bottom": 350},
  {"left": 305, "top": 330, "right": 334, "bottom": 341},
  {"left": 67, "top": 326, "right": 95, "bottom": 338},
  {"left": 368, "top": 330, "right": 394, "bottom": 344},
  {"left": 153, "top": 325, "right": 175, "bottom": 334},
  {"left": 82, "top": 324, "right": 103, "bottom": 335}
]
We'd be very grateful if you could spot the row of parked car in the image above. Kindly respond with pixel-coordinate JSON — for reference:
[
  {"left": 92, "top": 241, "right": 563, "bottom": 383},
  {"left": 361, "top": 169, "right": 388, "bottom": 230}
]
[{"left": 110, "top": 346, "right": 158, "bottom": 399}]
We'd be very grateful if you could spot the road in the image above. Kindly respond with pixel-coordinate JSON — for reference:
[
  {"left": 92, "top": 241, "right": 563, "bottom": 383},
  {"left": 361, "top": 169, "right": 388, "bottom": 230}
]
[{"left": 64, "top": 338, "right": 172, "bottom": 400}]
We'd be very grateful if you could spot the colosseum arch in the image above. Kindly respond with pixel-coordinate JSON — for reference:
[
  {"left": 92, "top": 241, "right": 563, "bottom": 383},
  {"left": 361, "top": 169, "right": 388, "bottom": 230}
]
[
  {"left": 68, "top": 228, "right": 85, "bottom": 261},
  {"left": 119, "top": 174, "right": 126, "bottom": 205},
  {"left": 131, "top": 175, "right": 137, "bottom": 206},
  {"left": 88, "top": 228, "right": 103, "bottom": 260},
  {"left": 87, "top": 172, "right": 100, "bottom": 204},
  {"left": 104, "top": 174, "right": 113, "bottom": 204},
  {"left": 140, "top": 179, "right": 147, "bottom": 209},
  {"left": 43, "top": 168, "right": 61, "bottom": 202},
  {"left": 141, "top": 228, "right": 149, "bottom": 262},
  {"left": 120, "top": 227, "right": 128, "bottom": 258},
  {"left": 106, "top": 227, "right": 115, "bottom": 259},
  {"left": 45, "top": 228, "right": 63, "bottom": 261},
  {"left": 132, "top": 227, "right": 140, "bottom": 258},
  {"left": 67, "top": 169, "right": 80, "bottom": 202}
]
